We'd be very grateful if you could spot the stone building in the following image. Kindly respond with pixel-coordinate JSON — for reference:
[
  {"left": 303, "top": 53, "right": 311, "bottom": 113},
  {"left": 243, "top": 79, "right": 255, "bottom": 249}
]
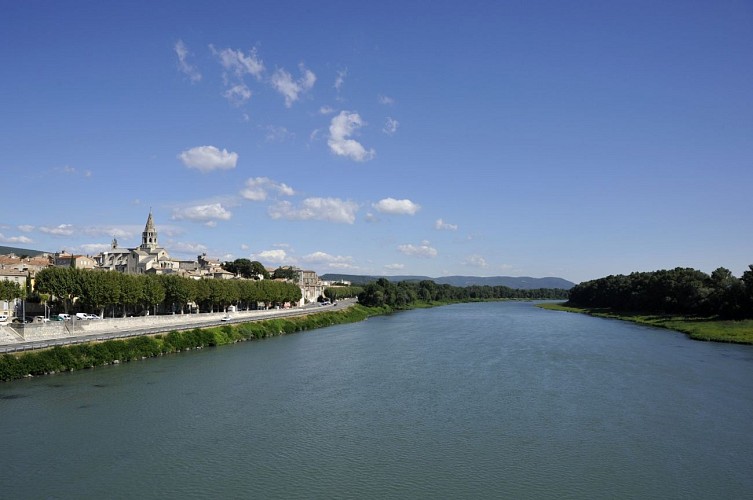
[{"left": 97, "top": 212, "right": 180, "bottom": 274}]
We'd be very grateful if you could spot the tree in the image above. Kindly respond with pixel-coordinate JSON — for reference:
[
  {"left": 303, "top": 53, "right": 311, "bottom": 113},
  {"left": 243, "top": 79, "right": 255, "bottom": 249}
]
[
  {"left": 272, "top": 266, "right": 298, "bottom": 280},
  {"left": 142, "top": 275, "right": 165, "bottom": 315},
  {"left": 35, "top": 267, "right": 80, "bottom": 313},
  {"left": 223, "top": 259, "right": 269, "bottom": 279}
]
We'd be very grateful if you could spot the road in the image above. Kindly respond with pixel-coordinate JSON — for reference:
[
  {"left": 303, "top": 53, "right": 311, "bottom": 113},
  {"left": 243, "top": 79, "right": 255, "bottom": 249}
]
[{"left": 0, "top": 300, "right": 354, "bottom": 354}]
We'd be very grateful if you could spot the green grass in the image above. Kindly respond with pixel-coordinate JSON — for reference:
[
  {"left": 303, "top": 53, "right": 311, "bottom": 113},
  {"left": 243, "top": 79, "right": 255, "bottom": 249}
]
[{"left": 538, "top": 302, "right": 753, "bottom": 345}]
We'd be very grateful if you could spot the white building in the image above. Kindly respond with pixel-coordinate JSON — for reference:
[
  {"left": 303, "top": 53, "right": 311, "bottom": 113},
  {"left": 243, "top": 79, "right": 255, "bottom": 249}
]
[{"left": 98, "top": 212, "right": 180, "bottom": 274}]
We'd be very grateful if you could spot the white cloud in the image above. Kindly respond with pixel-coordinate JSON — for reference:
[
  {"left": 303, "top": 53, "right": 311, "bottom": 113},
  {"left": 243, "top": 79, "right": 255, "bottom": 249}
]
[
  {"left": 78, "top": 243, "right": 110, "bottom": 254},
  {"left": 252, "top": 249, "right": 289, "bottom": 264},
  {"left": 241, "top": 177, "right": 295, "bottom": 201},
  {"left": 379, "top": 94, "right": 395, "bottom": 105},
  {"left": 268, "top": 197, "right": 358, "bottom": 224},
  {"left": 319, "top": 105, "right": 336, "bottom": 115},
  {"left": 170, "top": 241, "right": 210, "bottom": 254},
  {"left": 328, "top": 111, "right": 375, "bottom": 162},
  {"left": 17, "top": 225, "right": 34, "bottom": 232},
  {"left": 334, "top": 68, "right": 347, "bottom": 92},
  {"left": 223, "top": 84, "right": 252, "bottom": 106},
  {"left": 271, "top": 64, "right": 316, "bottom": 107},
  {"left": 383, "top": 117, "right": 399, "bottom": 135},
  {"left": 384, "top": 263, "right": 405, "bottom": 270},
  {"left": 301, "top": 251, "right": 352, "bottom": 264},
  {"left": 39, "top": 224, "right": 74, "bottom": 236},
  {"left": 464, "top": 254, "right": 488, "bottom": 268},
  {"left": 0, "top": 233, "right": 33, "bottom": 244},
  {"left": 240, "top": 244, "right": 249, "bottom": 250},
  {"left": 398, "top": 241, "right": 438, "bottom": 258},
  {"left": 171, "top": 203, "right": 232, "bottom": 224},
  {"left": 211, "top": 45, "right": 265, "bottom": 80},
  {"left": 373, "top": 198, "right": 420, "bottom": 215},
  {"left": 435, "top": 218, "right": 458, "bottom": 231},
  {"left": 263, "top": 125, "right": 293, "bottom": 143},
  {"left": 178, "top": 146, "right": 238, "bottom": 173},
  {"left": 174, "top": 39, "right": 202, "bottom": 83},
  {"left": 81, "top": 226, "right": 138, "bottom": 239}
]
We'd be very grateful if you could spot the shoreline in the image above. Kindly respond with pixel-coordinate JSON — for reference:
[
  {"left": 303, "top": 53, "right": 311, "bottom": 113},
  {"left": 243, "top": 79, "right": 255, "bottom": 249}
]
[
  {"left": 538, "top": 302, "right": 753, "bottom": 345},
  {"left": 0, "top": 304, "right": 390, "bottom": 383}
]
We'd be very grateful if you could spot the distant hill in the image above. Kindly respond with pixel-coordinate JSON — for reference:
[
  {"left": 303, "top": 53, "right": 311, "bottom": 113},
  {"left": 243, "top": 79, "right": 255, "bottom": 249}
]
[
  {"left": 0, "top": 245, "right": 49, "bottom": 257},
  {"left": 321, "top": 274, "right": 576, "bottom": 290}
]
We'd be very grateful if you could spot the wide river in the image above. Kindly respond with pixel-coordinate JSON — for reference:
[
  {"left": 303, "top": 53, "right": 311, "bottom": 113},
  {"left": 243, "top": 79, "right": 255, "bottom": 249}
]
[{"left": 1, "top": 302, "right": 752, "bottom": 499}]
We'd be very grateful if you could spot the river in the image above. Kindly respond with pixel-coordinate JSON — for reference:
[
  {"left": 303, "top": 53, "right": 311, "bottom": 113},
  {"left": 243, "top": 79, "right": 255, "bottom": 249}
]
[{"left": 1, "top": 302, "right": 752, "bottom": 499}]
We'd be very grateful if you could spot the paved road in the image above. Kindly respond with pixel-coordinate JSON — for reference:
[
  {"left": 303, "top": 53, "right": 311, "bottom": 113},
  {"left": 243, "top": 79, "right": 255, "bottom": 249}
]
[{"left": 0, "top": 300, "right": 354, "bottom": 354}]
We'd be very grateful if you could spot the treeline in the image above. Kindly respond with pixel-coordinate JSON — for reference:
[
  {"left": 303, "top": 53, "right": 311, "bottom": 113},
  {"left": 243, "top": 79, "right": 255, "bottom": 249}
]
[
  {"left": 568, "top": 266, "right": 753, "bottom": 319},
  {"left": 357, "top": 278, "right": 569, "bottom": 308},
  {"left": 323, "top": 285, "right": 363, "bottom": 301},
  {"left": 34, "top": 267, "right": 302, "bottom": 317}
]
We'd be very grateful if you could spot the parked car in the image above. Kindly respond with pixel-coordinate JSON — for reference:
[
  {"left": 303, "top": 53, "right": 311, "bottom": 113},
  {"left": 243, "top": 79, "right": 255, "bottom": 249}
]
[
  {"left": 33, "top": 316, "right": 50, "bottom": 323},
  {"left": 75, "top": 313, "right": 89, "bottom": 320},
  {"left": 50, "top": 316, "right": 65, "bottom": 322},
  {"left": 57, "top": 314, "right": 70, "bottom": 320},
  {"left": 0, "top": 314, "right": 9, "bottom": 324},
  {"left": 86, "top": 314, "right": 100, "bottom": 320}
]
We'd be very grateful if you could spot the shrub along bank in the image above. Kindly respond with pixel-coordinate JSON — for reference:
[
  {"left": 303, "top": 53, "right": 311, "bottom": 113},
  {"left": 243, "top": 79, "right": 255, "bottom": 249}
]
[
  {"left": 539, "top": 302, "right": 753, "bottom": 345},
  {"left": 0, "top": 304, "right": 389, "bottom": 382}
]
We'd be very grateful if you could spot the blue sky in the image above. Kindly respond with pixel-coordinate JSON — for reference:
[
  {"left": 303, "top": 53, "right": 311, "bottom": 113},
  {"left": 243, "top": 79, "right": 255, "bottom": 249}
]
[{"left": 1, "top": 1, "right": 751, "bottom": 283}]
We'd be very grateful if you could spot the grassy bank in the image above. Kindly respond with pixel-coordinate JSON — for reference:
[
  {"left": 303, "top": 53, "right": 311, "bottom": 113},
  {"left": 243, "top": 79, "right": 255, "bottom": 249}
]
[
  {"left": 539, "top": 302, "right": 753, "bottom": 345},
  {"left": 0, "top": 304, "right": 391, "bottom": 382}
]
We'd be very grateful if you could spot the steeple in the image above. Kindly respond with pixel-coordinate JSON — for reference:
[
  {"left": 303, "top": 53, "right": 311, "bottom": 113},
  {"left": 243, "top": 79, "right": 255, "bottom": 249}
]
[{"left": 140, "top": 210, "right": 158, "bottom": 251}]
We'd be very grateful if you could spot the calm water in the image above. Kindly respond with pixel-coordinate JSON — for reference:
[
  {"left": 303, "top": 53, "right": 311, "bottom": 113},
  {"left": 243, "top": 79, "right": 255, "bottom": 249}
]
[{"left": 1, "top": 302, "right": 752, "bottom": 499}]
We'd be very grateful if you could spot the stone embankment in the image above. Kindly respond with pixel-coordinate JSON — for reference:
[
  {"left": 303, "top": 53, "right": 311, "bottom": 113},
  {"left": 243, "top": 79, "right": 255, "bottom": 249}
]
[{"left": 0, "top": 301, "right": 351, "bottom": 353}]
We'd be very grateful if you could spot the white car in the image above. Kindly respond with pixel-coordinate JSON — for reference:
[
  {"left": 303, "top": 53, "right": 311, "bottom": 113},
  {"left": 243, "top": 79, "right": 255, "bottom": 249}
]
[
  {"left": 86, "top": 314, "right": 100, "bottom": 320},
  {"left": 0, "top": 314, "right": 8, "bottom": 324},
  {"left": 75, "top": 313, "right": 89, "bottom": 320},
  {"left": 221, "top": 315, "right": 232, "bottom": 322}
]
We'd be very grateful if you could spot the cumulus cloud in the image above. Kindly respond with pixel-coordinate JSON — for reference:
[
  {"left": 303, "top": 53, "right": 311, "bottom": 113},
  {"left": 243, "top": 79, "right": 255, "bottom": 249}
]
[
  {"left": 263, "top": 125, "right": 293, "bottom": 143},
  {"left": 271, "top": 64, "right": 316, "bottom": 107},
  {"left": 211, "top": 45, "right": 265, "bottom": 80},
  {"left": 464, "top": 254, "right": 488, "bottom": 268},
  {"left": 383, "top": 117, "right": 399, "bottom": 135},
  {"left": 379, "top": 94, "right": 395, "bottom": 105},
  {"left": 171, "top": 203, "right": 232, "bottom": 225},
  {"left": 435, "top": 218, "right": 458, "bottom": 231},
  {"left": 319, "top": 105, "right": 336, "bottom": 115},
  {"left": 334, "top": 69, "right": 347, "bottom": 92},
  {"left": 222, "top": 84, "right": 252, "bottom": 106},
  {"left": 268, "top": 197, "right": 358, "bottom": 224},
  {"left": 252, "top": 249, "right": 289, "bottom": 264},
  {"left": 17, "top": 225, "right": 34, "bottom": 232},
  {"left": 174, "top": 39, "right": 202, "bottom": 83},
  {"left": 328, "top": 111, "right": 375, "bottom": 162},
  {"left": 301, "top": 251, "right": 355, "bottom": 269},
  {"left": 398, "top": 241, "right": 438, "bottom": 258},
  {"left": 241, "top": 177, "right": 295, "bottom": 201},
  {"left": 81, "top": 226, "right": 138, "bottom": 239},
  {"left": 78, "top": 243, "right": 111, "bottom": 254},
  {"left": 0, "top": 233, "right": 33, "bottom": 244},
  {"left": 170, "top": 241, "right": 210, "bottom": 254},
  {"left": 178, "top": 146, "right": 238, "bottom": 173},
  {"left": 40, "top": 224, "right": 75, "bottom": 236},
  {"left": 384, "top": 263, "right": 405, "bottom": 271},
  {"left": 373, "top": 198, "right": 420, "bottom": 215}
]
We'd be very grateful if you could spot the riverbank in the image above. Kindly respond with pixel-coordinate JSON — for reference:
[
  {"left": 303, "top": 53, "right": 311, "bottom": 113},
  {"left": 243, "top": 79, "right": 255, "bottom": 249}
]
[
  {"left": 0, "top": 304, "right": 393, "bottom": 382},
  {"left": 538, "top": 302, "right": 753, "bottom": 345}
]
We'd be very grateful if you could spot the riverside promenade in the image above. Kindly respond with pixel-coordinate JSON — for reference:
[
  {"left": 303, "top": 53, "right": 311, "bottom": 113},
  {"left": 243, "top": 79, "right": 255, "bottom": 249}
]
[{"left": 0, "top": 300, "right": 353, "bottom": 354}]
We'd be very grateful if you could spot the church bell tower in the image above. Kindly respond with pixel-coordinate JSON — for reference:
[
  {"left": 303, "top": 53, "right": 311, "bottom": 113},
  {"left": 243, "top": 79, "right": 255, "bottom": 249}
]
[{"left": 140, "top": 211, "right": 158, "bottom": 251}]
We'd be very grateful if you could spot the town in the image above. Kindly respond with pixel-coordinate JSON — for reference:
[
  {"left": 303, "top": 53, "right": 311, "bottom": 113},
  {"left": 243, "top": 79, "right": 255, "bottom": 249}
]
[{"left": 0, "top": 212, "right": 349, "bottom": 329}]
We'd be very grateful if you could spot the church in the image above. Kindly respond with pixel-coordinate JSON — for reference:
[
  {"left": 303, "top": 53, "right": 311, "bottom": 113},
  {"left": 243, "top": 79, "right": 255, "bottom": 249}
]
[{"left": 98, "top": 212, "right": 180, "bottom": 274}]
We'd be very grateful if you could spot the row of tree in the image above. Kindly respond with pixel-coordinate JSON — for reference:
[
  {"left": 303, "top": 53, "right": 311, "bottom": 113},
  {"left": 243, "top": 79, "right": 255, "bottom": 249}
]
[
  {"left": 567, "top": 266, "right": 753, "bottom": 319},
  {"left": 34, "top": 267, "right": 302, "bottom": 317},
  {"left": 356, "top": 278, "right": 569, "bottom": 308}
]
